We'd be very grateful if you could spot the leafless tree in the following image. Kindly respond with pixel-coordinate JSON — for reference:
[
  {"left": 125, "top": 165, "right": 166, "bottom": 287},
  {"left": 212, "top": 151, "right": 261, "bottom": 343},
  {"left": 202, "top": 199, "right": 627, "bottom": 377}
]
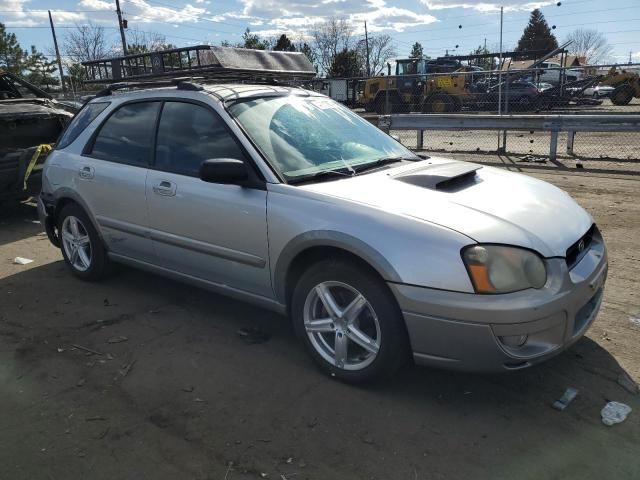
[
  {"left": 63, "top": 22, "right": 111, "bottom": 63},
  {"left": 312, "top": 17, "right": 353, "bottom": 75},
  {"left": 564, "top": 28, "right": 613, "bottom": 65},
  {"left": 126, "top": 28, "right": 171, "bottom": 53},
  {"left": 357, "top": 34, "right": 397, "bottom": 76}
]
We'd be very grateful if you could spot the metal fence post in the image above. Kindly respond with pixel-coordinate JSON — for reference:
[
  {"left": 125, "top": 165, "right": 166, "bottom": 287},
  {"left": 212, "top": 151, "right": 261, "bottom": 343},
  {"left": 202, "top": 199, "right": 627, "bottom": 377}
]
[
  {"left": 385, "top": 76, "right": 390, "bottom": 115},
  {"left": 566, "top": 130, "right": 576, "bottom": 155},
  {"left": 549, "top": 129, "right": 558, "bottom": 161},
  {"left": 417, "top": 130, "right": 424, "bottom": 150}
]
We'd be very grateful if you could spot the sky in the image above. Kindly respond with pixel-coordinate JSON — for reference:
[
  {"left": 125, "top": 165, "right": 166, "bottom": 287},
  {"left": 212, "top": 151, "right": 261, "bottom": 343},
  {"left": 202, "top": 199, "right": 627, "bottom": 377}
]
[{"left": 1, "top": 0, "right": 639, "bottom": 66}]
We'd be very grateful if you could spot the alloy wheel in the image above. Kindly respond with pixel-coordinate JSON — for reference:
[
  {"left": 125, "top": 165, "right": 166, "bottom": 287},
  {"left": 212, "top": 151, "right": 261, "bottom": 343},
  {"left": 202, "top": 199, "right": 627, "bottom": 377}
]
[
  {"left": 61, "top": 215, "right": 92, "bottom": 272},
  {"left": 303, "top": 281, "right": 381, "bottom": 371}
]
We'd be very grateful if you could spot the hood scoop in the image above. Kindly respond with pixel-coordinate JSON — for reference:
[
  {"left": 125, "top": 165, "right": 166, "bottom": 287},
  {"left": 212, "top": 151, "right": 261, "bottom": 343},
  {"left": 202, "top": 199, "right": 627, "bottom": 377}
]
[{"left": 392, "top": 162, "right": 482, "bottom": 192}]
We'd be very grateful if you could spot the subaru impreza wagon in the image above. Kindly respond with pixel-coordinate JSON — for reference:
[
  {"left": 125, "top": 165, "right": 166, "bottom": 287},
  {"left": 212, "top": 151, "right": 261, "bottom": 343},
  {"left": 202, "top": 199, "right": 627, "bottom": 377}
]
[{"left": 39, "top": 83, "right": 607, "bottom": 382}]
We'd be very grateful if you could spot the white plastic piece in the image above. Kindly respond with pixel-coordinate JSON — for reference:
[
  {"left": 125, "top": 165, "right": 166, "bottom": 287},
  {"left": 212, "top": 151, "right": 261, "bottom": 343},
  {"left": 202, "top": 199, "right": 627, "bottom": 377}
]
[
  {"left": 601, "top": 401, "right": 632, "bottom": 426},
  {"left": 13, "top": 257, "right": 33, "bottom": 265}
]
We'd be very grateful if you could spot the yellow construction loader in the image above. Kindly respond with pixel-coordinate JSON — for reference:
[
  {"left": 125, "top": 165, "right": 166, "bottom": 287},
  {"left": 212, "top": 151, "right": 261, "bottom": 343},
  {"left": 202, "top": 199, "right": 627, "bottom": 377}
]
[
  {"left": 600, "top": 66, "right": 640, "bottom": 106},
  {"left": 359, "top": 58, "right": 477, "bottom": 114}
]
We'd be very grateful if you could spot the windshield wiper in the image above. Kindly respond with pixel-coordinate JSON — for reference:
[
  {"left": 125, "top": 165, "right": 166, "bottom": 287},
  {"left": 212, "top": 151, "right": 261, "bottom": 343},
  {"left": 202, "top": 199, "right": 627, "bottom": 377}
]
[
  {"left": 353, "top": 156, "right": 413, "bottom": 174},
  {"left": 287, "top": 167, "right": 355, "bottom": 185}
]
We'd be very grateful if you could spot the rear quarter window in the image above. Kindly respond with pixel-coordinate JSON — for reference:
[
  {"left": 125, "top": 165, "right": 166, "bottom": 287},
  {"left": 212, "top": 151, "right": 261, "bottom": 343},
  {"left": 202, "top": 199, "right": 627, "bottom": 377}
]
[{"left": 56, "top": 102, "right": 110, "bottom": 149}]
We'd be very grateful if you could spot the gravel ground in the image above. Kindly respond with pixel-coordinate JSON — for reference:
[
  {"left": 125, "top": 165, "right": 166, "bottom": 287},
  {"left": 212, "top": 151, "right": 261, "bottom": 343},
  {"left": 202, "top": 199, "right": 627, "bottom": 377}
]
[{"left": 1, "top": 158, "right": 639, "bottom": 480}]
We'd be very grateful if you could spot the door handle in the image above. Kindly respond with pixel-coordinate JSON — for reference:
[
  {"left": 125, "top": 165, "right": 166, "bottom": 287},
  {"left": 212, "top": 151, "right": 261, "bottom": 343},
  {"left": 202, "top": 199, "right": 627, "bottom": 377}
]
[
  {"left": 152, "top": 180, "right": 177, "bottom": 196},
  {"left": 78, "top": 165, "right": 94, "bottom": 179}
]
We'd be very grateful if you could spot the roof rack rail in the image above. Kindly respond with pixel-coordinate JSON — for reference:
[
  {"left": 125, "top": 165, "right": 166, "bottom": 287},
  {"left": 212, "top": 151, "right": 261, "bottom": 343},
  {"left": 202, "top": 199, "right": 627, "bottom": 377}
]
[
  {"left": 82, "top": 45, "right": 315, "bottom": 85},
  {"left": 93, "top": 78, "right": 204, "bottom": 97}
]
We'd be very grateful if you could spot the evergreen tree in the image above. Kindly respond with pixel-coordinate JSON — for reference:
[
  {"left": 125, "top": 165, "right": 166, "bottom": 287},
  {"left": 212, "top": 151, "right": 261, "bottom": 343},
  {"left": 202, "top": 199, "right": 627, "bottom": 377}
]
[
  {"left": 516, "top": 9, "right": 558, "bottom": 58},
  {"left": 241, "top": 29, "right": 269, "bottom": 50},
  {"left": 409, "top": 42, "right": 423, "bottom": 59},
  {"left": 24, "top": 46, "right": 59, "bottom": 90},
  {"left": 0, "top": 22, "right": 27, "bottom": 74},
  {"left": 328, "top": 48, "right": 360, "bottom": 78},
  {"left": 273, "top": 34, "right": 296, "bottom": 52}
]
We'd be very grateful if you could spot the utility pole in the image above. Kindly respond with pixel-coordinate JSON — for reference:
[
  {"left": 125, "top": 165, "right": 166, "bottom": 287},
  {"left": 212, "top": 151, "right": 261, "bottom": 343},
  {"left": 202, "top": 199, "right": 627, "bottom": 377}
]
[
  {"left": 48, "top": 10, "right": 66, "bottom": 92},
  {"left": 115, "top": 0, "right": 128, "bottom": 55},
  {"left": 630, "top": 51, "right": 633, "bottom": 65},
  {"left": 498, "top": 6, "right": 504, "bottom": 116},
  {"left": 364, "top": 21, "right": 371, "bottom": 77}
]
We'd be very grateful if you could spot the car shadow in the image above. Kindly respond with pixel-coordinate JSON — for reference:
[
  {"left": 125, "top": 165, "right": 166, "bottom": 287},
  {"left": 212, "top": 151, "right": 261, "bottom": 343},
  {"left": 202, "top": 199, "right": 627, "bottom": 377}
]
[
  {"left": 2, "top": 260, "right": 638, "bottom": 479},
  {"left": 0, "top": 199, "right": 43, "bottom": 247}
]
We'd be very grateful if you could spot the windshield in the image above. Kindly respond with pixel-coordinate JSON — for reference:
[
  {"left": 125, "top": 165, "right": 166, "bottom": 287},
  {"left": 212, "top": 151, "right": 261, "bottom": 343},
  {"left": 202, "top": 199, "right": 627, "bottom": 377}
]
[{"left": 228, "top": 95, "right": 416, "bottom": 181}]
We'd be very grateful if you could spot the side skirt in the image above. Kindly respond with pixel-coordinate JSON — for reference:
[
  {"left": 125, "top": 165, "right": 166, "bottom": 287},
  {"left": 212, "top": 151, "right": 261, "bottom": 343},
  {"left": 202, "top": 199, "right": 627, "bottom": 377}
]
[{"left": 108, "top": 252, "right": 287, "bottom": 315}]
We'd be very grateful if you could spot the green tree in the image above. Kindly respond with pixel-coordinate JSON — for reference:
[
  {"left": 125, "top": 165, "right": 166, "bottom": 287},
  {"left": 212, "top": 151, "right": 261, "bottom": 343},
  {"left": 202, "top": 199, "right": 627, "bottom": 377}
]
[
  {"left": 24, "top": 46, "right": 59, "bottom": 90},
  {"left": 273, "top": 34, "right": 296, "bottom": 52},
  {"left": 0, "top": 22, "right": 27, "bottom": 74},
  {"left": 409, "top": 42, "right": 423, "bottom": 59},
  {"left": 469, "top": 44, "right": 496, "bottom": 70},
  {"left": 328, "top": 48, "right": 360, "bottom": 77},
  {"left": 516, "top": 9, "right": 558, "bottom": 58},
  {"left": 241, "top": 28, "right": 269, "bottom": 50}
]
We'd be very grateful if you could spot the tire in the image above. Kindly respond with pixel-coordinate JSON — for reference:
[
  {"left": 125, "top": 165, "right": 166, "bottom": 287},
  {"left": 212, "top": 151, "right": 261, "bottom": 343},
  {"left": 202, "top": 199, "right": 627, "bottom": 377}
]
[
  {"left": 611, "top": 85, "right": 634, "bottom": 106},
  {"left": 291, "top": 259, "right": 408, "bottom": 383},
  {"left": 57, "top": 203, "right": 110, "bottom": 281},
  {"left": 424, "top": 94, "right": 454, "bottom": 113},
  {"left": 373, "top": 95, "right": 386, "bottom": 114}
]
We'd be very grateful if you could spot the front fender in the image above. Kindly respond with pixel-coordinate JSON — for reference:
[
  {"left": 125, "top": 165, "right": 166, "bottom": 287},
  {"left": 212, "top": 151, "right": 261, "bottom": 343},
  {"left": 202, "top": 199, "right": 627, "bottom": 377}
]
[{"left": 272, "top": 230, "right": 403, "bottom": 304}]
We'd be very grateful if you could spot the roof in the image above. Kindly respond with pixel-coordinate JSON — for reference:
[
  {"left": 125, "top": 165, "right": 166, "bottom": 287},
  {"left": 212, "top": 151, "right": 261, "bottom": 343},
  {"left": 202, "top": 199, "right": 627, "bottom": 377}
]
[
  {"left": 202, "top": 84, "right": 322, "bottom": 101},
  {"left": 91, "top": 82, "right": 323, "bottom": 103}
]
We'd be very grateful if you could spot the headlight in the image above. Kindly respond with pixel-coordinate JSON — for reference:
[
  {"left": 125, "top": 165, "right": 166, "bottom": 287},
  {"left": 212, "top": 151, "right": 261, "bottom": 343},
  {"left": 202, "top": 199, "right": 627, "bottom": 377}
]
[{"left": 462, "top": 245, "right": 547, "bottom": 294}]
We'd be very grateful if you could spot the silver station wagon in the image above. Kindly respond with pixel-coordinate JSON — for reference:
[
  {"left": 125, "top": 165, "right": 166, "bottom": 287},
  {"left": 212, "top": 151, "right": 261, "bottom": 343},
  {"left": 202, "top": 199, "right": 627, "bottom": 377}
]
[{"left": 39, "top": 83, "right": 608, "bottom": 382}]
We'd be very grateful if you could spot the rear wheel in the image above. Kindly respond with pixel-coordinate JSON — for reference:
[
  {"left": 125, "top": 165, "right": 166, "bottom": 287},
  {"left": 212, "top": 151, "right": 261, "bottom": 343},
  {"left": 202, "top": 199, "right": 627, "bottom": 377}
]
[
  {"left": 611, "top": 85, "right": 634, "bottom": 106},
  {"left": 57, "top": 203, "right": 110, "bottom": 281},
  {"left": 291, "top": 259, "right": 408, "bottom": 383}
]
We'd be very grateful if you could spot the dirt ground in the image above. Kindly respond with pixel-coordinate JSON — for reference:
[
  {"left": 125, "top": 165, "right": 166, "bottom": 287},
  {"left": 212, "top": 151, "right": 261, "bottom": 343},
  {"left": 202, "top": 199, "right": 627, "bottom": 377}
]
[{"left": 1, "top": 157, "right": 639, "bottom": 480}]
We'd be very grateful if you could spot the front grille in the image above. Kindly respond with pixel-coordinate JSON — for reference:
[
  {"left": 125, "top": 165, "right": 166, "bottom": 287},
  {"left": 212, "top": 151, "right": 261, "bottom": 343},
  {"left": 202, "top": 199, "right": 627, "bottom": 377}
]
[
  {"left": 573, "top": 288, "right": 603, "bottom": 336},
  {"left": 565, "top": 224, "right": 596, "bottom": 270}
]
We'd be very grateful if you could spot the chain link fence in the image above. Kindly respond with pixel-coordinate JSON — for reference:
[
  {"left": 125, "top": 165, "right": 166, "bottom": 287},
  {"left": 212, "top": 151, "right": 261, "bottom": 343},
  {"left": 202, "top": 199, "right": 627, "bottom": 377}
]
[
  {"left": 309, "top": 63, "right": 640, "bottom": 160},
  {"left": 310, "top": 63, "right": 640, "bottom": 115}
]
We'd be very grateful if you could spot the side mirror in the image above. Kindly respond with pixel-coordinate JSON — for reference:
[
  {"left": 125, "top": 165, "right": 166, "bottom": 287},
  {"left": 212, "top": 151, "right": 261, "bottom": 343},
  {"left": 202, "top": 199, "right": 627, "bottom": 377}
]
[{"left": 200, "top": 158, "right": 248, "bottom": 184}]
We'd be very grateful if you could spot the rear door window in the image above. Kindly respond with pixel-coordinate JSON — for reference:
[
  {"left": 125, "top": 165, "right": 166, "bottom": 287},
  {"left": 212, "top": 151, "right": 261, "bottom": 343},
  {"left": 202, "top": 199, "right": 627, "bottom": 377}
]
[
  {"left": 89, "top": 101, "right": 161, "bottom": 167},
  {"left": 57, "top": 102, "right": 110, "bottom": 149},
  {"left": 154, "top": 101, "right": 247, "bottom": 177}
]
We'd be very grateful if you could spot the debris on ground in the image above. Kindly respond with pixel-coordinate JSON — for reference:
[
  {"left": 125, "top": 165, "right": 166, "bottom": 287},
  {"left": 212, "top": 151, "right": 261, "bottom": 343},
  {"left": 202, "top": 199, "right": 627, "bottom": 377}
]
[
  {"left": 601, "top": 401, "right": 632, "bottom": 426},
  {"left": 617, "top": 372, "right": 639, "bottom": 395},
  {"left": 76, "top": 378, "right": 86, "bottom": 387},
  {"left": 106, "top": 336, "right": 128, "bottom": 344},
  {"left": 182, "top": 386, "right": 194, "bottom": 393},
  {"left": 552, "top": 387, "right": 578, "bottom": 411},
  {"left": 517, "top": 155, "right": 547, "bottom": 163},
  {"left": 118, "top": 359, "right": 136, "bottom": 379},
  {"left": 71, "top": 344, "right": 103, "bottom": 356},
  {"left": 630, "top": 316, "right": 640, "bottom": 327},
  {"left": 12, "top": 257, "right": 33, "bottom": 265},
  {"left": 236, "top": 327, "right": 271, "bottom": 344}
]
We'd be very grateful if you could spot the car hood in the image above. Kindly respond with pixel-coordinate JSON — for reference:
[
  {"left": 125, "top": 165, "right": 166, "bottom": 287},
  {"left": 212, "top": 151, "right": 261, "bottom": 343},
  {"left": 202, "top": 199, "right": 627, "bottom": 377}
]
[{"left": 299, "top": 158, "right": 592, "bottom": 257}]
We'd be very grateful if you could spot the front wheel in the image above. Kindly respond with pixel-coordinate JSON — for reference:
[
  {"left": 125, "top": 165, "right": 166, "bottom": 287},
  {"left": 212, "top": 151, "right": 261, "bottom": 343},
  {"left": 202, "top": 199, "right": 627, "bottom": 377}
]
[{"left": 291, "top": 259, "right": 408, "bottom": 383}]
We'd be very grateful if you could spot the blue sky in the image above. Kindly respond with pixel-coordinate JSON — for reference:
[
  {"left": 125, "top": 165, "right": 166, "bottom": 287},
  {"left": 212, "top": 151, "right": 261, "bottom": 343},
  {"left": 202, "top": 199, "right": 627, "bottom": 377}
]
[{"left": 2, "top": 0, "right": 639, "bottom": 64}]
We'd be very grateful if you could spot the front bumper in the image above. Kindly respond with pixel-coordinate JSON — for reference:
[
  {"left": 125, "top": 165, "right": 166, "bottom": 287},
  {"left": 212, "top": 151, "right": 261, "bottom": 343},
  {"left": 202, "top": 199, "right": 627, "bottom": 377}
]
[{"left": 390, "top": 238, "right": 608, "bottom": 372}]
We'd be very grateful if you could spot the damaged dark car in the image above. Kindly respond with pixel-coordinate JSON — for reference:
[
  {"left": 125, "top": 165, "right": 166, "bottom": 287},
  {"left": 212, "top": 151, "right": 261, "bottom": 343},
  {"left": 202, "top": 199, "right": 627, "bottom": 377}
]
[{"left": 0, "top": 70, "right": 76, "bottom": 202}]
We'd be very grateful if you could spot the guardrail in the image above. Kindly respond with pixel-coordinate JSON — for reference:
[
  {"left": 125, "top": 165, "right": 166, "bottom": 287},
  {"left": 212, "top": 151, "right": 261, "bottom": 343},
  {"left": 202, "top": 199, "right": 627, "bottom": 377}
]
[{"left": 376, "top": 114, "right": 640, "bottom": 160}]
